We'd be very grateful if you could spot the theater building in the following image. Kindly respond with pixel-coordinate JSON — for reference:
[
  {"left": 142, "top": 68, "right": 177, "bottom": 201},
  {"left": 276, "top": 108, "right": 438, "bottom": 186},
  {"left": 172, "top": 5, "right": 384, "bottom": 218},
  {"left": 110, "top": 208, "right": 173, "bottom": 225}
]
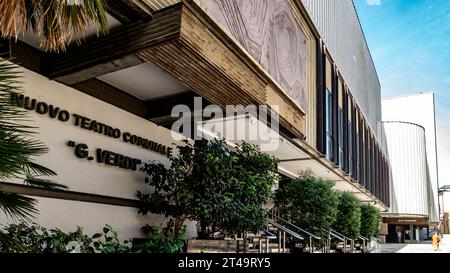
[
  {"left": 380, "top": 93, "right": 439, "bottom": 243},
  {"left": 0, "top": 0, "right": 390, "bottom": 240}
]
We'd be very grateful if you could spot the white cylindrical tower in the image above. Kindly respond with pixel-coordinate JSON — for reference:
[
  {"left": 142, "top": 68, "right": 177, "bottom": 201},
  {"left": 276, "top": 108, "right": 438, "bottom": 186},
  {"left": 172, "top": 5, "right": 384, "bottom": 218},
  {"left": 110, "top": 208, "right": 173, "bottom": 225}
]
[{"left": 382, "top": 121, "right": 429, "bottom": 216}]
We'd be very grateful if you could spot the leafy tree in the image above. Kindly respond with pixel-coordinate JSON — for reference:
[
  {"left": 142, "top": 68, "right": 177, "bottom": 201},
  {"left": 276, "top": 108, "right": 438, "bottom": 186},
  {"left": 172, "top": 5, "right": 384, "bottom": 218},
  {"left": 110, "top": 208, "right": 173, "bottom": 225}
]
[
  {"left": 360, "top": 204, "right": 381, "bottom": 238},
  {"left": 137, "top": 140, "right": 194, "bottom": 238},
  {"left": 333, "top": 192, "right": 362, "bottom": 239},
  {"left": 138, "top": 139, "right": 278, "bottom": 239},
  {"left": 0, "top": 59, "right": 67, "bottom": 220},
  {"left": 0, "top": 0, "right": 108, "bottom": 52},
  {"left": 275, "top": 171, "right": 339, "bottom": 247}
]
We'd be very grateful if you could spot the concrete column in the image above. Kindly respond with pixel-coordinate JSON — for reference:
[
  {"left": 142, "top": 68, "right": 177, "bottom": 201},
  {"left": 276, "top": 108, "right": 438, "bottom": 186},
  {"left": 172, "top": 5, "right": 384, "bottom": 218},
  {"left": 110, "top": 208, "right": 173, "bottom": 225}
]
[{"left": 410, "top": 225, "right": 414, "bottom": 242}]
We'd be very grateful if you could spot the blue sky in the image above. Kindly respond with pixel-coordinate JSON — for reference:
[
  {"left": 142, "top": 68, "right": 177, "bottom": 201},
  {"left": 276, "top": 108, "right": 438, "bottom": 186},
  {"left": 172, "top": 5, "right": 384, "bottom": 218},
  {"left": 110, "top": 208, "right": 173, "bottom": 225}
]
[{"left": 354, "top": 0, "right": 450, "bottom": 185}]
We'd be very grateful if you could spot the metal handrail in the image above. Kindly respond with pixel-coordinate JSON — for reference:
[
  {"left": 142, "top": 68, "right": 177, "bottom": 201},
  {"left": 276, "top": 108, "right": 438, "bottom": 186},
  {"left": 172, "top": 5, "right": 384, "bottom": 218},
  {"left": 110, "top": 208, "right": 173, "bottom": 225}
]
[
  {"left": 330, "top": 229, "right": 357, "bottom": 253},
  {"left": 267, "top": 218, "right": 304, "bottom": 241},
  {"left": 357, "top": 235, "right": 369, "bottom": 241},
  {"left": 331, "top": 229, "right": 353, "bottom": 241},
  {"left": 355, "top": 235, "right": 368, "bottom": 253},
  {"left": 261, "top": 229, "right": 277, "bottom": 240},
  {"left": 246, "top": 228, "right": 278, "bottom": 253},
  {"left": 245, "top": 230, "right": 277, "bottom": 240},
  {"left": 329, "top": 230, "right": 345, "bottom": 242},
  {"left": 269, "top": 214, "right": 321, "bottom": 240}
]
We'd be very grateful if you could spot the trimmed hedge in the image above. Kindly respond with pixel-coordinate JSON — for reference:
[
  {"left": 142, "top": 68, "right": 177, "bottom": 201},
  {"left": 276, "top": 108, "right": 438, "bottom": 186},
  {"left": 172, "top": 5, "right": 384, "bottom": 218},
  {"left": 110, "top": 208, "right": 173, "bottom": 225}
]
[
  {"left": 276, "top": 171, "right": 339, "bottom": 247},
  {"left": 333, "top": 192, "right": 362, "bottom": 239},
  {"left": 360, "top": 204, "right": 381, "bottom": 238}
]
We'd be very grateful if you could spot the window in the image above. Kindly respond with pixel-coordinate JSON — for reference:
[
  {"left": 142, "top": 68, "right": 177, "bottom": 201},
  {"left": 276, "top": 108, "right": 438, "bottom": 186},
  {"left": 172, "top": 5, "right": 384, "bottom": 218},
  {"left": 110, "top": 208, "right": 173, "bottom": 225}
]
[
  {"left": 338, "top": 80, "right": 344, "bottom": 168},
  {"left": 355, "top": 111, "right": 364, "bottom": 182},
  {"left": 347, "top": 96, "right": 353, "bottom": 176},
  {"left": 367, "top": 133, "right": 371, "bottom": 191},
  {"left": 360, "top": 119, "right": 365, "bottom": 185},
  {"left": 325, "top": 57, "right": 333, "bottom": 160},
  {"left": 325, "top": 88, "right": 333, "bottom": 159}
]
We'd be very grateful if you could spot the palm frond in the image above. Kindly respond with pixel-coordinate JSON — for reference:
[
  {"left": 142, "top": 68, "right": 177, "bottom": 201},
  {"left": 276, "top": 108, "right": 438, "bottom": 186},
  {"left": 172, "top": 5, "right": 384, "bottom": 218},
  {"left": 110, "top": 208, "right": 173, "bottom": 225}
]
[
  {"left": 0, "top": 55, "right": 67, "bottom": 221},
  {"left": 24, "top": 174, "right": 67, "bottom": 191},
  {"left": 0, "top": 0, "right": 109, "bottom": 52},
  {"left": 0, "top": 192, "right": 38, "bottom": 222},
  {"left": 84, "top": 0, "right": 109, "bottom": 34},
  {"left": 0, "top": 0, "right": 27, "bottom": 40},
  {"left": 24, "top": 162, "right": 57, "bottom": 177},
  {"left": 0, "top": 133, "right": 50, "bottom": 181}
]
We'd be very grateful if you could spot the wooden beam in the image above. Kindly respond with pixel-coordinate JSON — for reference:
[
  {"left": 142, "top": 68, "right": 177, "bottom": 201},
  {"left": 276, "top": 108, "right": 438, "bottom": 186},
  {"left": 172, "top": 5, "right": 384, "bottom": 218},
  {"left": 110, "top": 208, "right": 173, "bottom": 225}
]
[
  {"left": 0, "top": 39, "right": 42, "bottom": 73},
  {"left": 44, "top": 3, "right": 183, "bottom": 85},
  {"left": 0, "top": 182, "right": 141, "bottom": 208},
  {"left": 106, "top": 0, "right": 151, "bottom": 23},
  {"left": 382, "top": 217, "right": 429, "bottom": 226}
]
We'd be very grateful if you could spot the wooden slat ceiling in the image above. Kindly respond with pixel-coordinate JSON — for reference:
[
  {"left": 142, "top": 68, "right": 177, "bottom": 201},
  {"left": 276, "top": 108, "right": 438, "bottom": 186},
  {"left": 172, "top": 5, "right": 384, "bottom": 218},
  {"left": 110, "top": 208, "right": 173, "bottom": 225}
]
[
  {"left": 128, "top": 0, "right": 180, "bottom": 13},
  {"left": 45, "top": 6, "right": 182, "bottom": 84}
]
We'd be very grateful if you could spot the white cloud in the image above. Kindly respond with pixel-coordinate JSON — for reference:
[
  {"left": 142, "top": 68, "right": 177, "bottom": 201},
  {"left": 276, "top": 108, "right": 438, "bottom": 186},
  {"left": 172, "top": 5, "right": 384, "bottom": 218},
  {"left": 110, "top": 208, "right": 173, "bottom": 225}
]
[{"left": 366, "top": 0, "right": 382, "bottom": 6}]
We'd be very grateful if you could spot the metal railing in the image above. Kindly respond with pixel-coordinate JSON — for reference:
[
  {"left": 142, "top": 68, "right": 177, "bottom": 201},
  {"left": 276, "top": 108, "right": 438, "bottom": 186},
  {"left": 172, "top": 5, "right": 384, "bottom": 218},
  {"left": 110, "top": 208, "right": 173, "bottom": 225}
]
[
  {"left": 258, "top": 229, "right": 278, "bottom": 253},
  {"left": 267, "top": 218, "right": 305, "bottom": 241},
  {"left": 265, "top": 218, "right": 306, "bottom": 253},
  {"left": 268, "top": 214, "right": 320, "bottom": 253},
  {"left": 356, "top": 235, "right": 369, "bottom": 253},
  {"left": 330, "top": 230, "right": 345, "bottom": 241},
  {"left": 325, "top": 229, "right": 345, "bottom": 253},
  {"left": 330, "top": 229, "right": 355, "bottom": 253}
]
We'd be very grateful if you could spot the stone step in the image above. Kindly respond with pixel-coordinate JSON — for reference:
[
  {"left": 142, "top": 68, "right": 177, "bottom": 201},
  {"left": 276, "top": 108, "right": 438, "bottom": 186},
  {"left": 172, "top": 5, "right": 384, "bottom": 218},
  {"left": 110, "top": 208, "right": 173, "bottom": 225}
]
[{"left": 269, "top": 248, "right": 291, "bottom": 253}]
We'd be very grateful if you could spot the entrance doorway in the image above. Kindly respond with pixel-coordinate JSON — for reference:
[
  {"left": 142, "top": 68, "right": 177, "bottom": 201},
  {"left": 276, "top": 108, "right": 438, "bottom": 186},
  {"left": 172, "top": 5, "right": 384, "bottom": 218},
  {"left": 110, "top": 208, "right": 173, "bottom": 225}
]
[{"left": 387, "top": 225, "right": 405, "bottom": 243}]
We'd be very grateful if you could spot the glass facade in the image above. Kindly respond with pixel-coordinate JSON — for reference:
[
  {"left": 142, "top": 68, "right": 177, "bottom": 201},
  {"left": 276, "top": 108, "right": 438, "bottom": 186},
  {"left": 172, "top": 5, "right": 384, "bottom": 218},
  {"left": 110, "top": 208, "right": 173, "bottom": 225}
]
[
  {"left": 325, "top": 88, "right": 333, "bottom": 160},
  {"left": 348, "top": 97, "right": 353, "bottom": 176},
  {"left": 338, "top": 109, "right": 344, "bottom": 167},
  {"left": 338, "top": 81, "right": 344, "bottom": 168},
  {"left": 318, "top": 49, "right": 390, "bottom": 206}
]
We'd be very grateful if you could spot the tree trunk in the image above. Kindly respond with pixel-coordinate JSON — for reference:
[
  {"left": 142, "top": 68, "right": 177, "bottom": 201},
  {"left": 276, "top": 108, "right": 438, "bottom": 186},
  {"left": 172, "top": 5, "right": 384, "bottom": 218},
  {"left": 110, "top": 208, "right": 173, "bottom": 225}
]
[
  {"left": 199, "top": 221, "right": 208, "bottom": 239},
  {"left": 174, "top": 217, "right": 185, "bottom": 238}
]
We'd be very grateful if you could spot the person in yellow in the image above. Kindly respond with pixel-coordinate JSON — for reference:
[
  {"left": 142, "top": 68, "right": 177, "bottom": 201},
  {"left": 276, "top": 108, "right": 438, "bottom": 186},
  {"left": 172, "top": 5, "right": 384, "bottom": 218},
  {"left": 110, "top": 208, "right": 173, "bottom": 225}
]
[{"left": 432, "top": 232, "right": 441, "bottom": 251}]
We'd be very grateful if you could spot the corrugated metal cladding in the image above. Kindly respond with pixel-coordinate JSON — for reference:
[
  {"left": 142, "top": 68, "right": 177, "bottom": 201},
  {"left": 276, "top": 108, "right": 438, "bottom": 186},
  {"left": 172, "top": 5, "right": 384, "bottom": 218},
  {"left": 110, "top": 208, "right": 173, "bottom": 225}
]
[
  {"left": 382, "top": 122, "right": 429, "bottom": 217},
  {"left": 382, "top": 93, "right": 439, "bottom": 222},
  {"left": 300, "top": 0, "right": 381, "bottom": 135}
]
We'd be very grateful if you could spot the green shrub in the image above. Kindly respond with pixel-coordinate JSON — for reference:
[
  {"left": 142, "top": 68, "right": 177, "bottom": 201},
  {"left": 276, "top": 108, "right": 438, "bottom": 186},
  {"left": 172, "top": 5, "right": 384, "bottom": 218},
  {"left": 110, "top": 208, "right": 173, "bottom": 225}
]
[
  {"left": 133, "top": 225, "right": 185, "bottom": 253},
  {"left": 0, "top": 222, "right": 92, "bottom": 253},
  {"left": 0, "top": 222, "right": 185, "bottom": 253},
  {"left": 275, "top": 171, "right": 339, "bottom": 247},
  {"left": 360, "top": 204, "right": 381, "bottom": 238},
  {"left": 138, "top": 139, "right": 279, "bottom": 239},
  {"left": 90, "top": 224, "right": 131, "bottom": 253},
  {"left": 333, "top": 192, "right": 362, "bottom": 239}
]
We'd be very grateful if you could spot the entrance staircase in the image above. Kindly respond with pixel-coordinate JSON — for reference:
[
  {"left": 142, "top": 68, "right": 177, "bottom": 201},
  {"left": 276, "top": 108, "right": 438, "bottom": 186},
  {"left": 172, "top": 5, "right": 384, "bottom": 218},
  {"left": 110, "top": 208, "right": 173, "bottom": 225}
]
[
  {"left": 243, "top": 211, "right": 321, "bottom": 253},
  {"left": 239, "top": 211, "right": 369, "bottom": 253}
]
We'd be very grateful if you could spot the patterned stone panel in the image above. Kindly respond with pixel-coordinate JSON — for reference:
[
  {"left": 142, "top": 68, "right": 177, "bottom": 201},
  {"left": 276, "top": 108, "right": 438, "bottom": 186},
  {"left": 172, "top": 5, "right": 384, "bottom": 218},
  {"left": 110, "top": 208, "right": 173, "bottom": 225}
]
[{"left": 196, "top": 0, "right": 309, "bottom": 113}]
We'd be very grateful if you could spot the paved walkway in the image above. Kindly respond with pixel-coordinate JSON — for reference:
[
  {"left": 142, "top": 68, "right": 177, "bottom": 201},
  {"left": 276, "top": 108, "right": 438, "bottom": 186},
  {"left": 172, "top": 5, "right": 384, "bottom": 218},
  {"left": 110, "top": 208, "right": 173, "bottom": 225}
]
[{"left": 379, "top": 242, "right": 450, "bottom": 253}]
